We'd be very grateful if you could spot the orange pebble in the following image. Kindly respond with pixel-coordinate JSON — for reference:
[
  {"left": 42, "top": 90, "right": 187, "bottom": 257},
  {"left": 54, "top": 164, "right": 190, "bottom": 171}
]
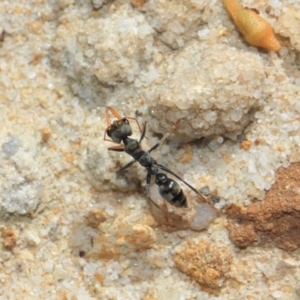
[{"left": 223, "top": 0, "right": 281, "bottom": 51}]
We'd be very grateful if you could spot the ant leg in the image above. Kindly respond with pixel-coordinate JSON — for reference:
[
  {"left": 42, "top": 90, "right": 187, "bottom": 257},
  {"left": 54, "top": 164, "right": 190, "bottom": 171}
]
[
  {"left": 108, "top": 144, "right": 125, "bottom": 151},
  {"left": 159, "top": 119, "right": 181, "bottom": 147},
  {"left": 117, "top": 159, "right": 137, "bottom": 173},
  {"left": 157, "top": 164, "right": 201, "bottom": 197},
  {"left": 148, "top": 120, "right": 181, "bottom": 154},
  {"left": 104, "top": 107, "right": 129, "bottom": 144},
  {"left": 106, "top": 106, "right": 143, "bottom": 135},
  {"left": 104, "top": 106, "right": 128, "bottom": 142},
  {"left": 104, "top": 132, "right": 115, "bottom": 143},
  {"left": 139, "top": 122, "right": 147, "bottom": 143},
  {"left": 105, "top": 109, "right": 111, "bottom": 126},
  {"left": 146, "top": 172, "right": 163, "bottom": 210},
  {"left": 125, "top": 116, "right": 143, "bottom": 135},
  {"left": 148, "top": 142, "right": 159, "bottom": 153},
  {"left": 103, "top": 110, "right": 115, "bottom": 143},
  {"left": 106, "top": 106, "right": 123, "bottom": 120},
  {"left": 159, "top": 119, "right": 181, "bottom": 145}
]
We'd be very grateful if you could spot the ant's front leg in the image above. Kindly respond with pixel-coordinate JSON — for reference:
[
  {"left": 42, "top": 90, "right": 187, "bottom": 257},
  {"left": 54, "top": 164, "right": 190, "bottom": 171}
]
[{"left": 107, "top": 145, "right": 125, "bottom": 151}]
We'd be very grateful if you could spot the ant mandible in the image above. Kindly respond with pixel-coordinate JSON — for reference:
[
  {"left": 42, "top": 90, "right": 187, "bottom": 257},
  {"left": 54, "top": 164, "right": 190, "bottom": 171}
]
[{"left": 104, "top": 107, "right": 202, "bottom": 210}]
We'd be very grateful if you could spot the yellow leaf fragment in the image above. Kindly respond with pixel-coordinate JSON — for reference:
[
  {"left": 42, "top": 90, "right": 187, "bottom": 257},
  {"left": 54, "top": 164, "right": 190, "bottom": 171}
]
[{"left": 223, "top": 0, "right": 281, "bottom": 51}]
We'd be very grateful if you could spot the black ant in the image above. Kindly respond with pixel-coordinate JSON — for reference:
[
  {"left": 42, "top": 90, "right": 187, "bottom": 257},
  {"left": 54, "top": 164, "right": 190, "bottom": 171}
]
[{"left": 104, "top": 107, "right": 203, "bottom": 210}]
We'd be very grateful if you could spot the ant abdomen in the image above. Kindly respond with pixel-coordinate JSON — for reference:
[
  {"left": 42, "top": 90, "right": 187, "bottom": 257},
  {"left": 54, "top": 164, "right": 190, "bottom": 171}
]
[{"left": 155, "top": 173, "right": 188, "bottom": 208}]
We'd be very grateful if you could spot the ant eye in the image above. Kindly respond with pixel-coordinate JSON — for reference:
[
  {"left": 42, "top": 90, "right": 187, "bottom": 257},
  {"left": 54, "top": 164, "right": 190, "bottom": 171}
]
[{"left": 123, "top": 118, "right": 129, "bottom": 124}]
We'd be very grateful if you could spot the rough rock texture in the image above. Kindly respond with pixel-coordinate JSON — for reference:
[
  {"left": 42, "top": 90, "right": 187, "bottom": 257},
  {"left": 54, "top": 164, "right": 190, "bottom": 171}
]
[
  {"left": 2, "top": 0, "right": 300, "bottom": 299},
  {"left": 174, "top": 239, "right": 232, "bottom": 294},
  {"left": 1, "top": 227, "right": 17, "bottom": 250},
  {"left": 0, "top": 128, "right": 43, "bottom": 216},
  {"left": 277, "top": 6, "right": 300, "bottom": 53},
  {"left": 85, "top": 149, "right": 140, "bottom": 192},
  {"left": 226, "top": 163, "right": 300, "bottom": 251},
  {"left": 86, "top": 209, "right": 108, "bottom": 228},
  {"left": 143, "top": 0, "right": 210, "bottom": 49},
  {"left": 88, "top": 224, "right": 157, "bottom": 259},
  {"left": 147, "top": 42, "right": 264, "bottom": 143},
  {"left": 52, "top": 4, "right": 154, "bottom": 105}
]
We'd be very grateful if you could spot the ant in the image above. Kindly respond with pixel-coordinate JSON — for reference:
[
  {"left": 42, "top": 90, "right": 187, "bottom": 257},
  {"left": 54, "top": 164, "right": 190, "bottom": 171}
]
[{"left": 104, "top": 107, "right": 203, "bottom": 210}]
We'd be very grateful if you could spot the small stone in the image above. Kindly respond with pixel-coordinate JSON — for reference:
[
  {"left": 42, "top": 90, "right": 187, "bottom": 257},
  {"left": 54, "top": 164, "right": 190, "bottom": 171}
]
[
  {"left": 272, "top": 291, "right": 282, "bottom": 299},
  {"left": 189, "top": 203, "right": 217, "bottom": 231},
  {"left": 142, "top": 291, "right": 157, "bottom": 300},
  {"left": 240, "top": 140, "right": 252, "bottom": 150},
  {"left": 2, "top": 227, "right": 17, "bottom": 250},
  {"left": 44, "top": 262, "right": 54, "bottom": 273},
  {"left": 230, "top": 109, "right": 243, "bottom": 122},
  {"left": 210, "top": 195, "right": 221, "bottom": 204},
  {"left": 41, "top": 127, "right": 52, "bottom": 143},
  {"left": 91, "top": 0, "right": 105, "bottom": 9},
  {"left": 65, "top": 153, "right": 74, "bottom": 164},
  {"left": 53, "top": 264, "right": 68, "bottom": 281},
  {"left": 104, "top": 205, "right": 115, "bottom": 217},
  {"left": 153, "top": 257, "right": 169, "bottom": 269},
  {"left": 94, "top": 273, "right": 104, "bottom": 283},
  {"left": 199, "top": 186, "right": 210, "bottom": 195},
  {"left": 24, "top": 231, "right": 41, "bottom": 247},
  {"left": 87, "top": 209, "right": 107, "bottom": 228},
  {"left": 131, "top": 0, "right": 145, "bottom": 10},
  {"left": 2, "top": 135, "right": 19, "bottom": 157},
  {"left": 27, "top": 20, "right": 43, "bottom": 33}
]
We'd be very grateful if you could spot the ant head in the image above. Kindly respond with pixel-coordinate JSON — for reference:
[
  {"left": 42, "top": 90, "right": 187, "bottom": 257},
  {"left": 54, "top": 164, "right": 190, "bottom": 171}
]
[
  {"left": 155, "top": 173, "right": 168, "bottom": 186},
  {"left": 106, "top": 118, "right": 132, "bottom": 143}
]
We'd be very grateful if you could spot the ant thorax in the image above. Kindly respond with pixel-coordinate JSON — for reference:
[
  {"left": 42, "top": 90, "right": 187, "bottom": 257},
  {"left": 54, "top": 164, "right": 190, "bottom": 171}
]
[
  {"left": 138, "top": 153, "right": 158, "bottom": 173},
  {"left": 123, "top": 138, "right": 143, "bottom": 158}
]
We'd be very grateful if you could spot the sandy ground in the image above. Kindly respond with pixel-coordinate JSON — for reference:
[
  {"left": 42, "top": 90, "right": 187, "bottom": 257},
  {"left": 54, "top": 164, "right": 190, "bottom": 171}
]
[{"left": 0, "top": 1, "right": 300, "bottom": 299}]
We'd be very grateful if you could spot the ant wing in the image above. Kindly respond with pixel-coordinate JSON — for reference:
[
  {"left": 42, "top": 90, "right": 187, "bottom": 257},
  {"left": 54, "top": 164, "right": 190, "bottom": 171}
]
[{"left": 146, "top": 172, "right": 164, "bottom": 211}]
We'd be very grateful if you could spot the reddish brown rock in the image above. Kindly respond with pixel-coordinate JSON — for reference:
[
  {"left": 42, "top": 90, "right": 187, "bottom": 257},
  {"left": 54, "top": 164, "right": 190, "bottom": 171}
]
[
  {"left": 2, "top": 227, "right": 17, "bottom": 250},
  {"left": 226, "top": 163, "right": 300, "bottom": 251},
  {"left": 131, "top": 0, "right": 146, "bottom": 10},
  {"left": 240, "top": 140, "right": 251, "bottom": 150},
  {"left": 174, "top": 239, "right": 232, "bottom": 294},
  {"left": 86, "top": 209, "right": 107, "bottom": 228},
  {"left": 41, "top": 126, "right": 52, "bottom": 143}
]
